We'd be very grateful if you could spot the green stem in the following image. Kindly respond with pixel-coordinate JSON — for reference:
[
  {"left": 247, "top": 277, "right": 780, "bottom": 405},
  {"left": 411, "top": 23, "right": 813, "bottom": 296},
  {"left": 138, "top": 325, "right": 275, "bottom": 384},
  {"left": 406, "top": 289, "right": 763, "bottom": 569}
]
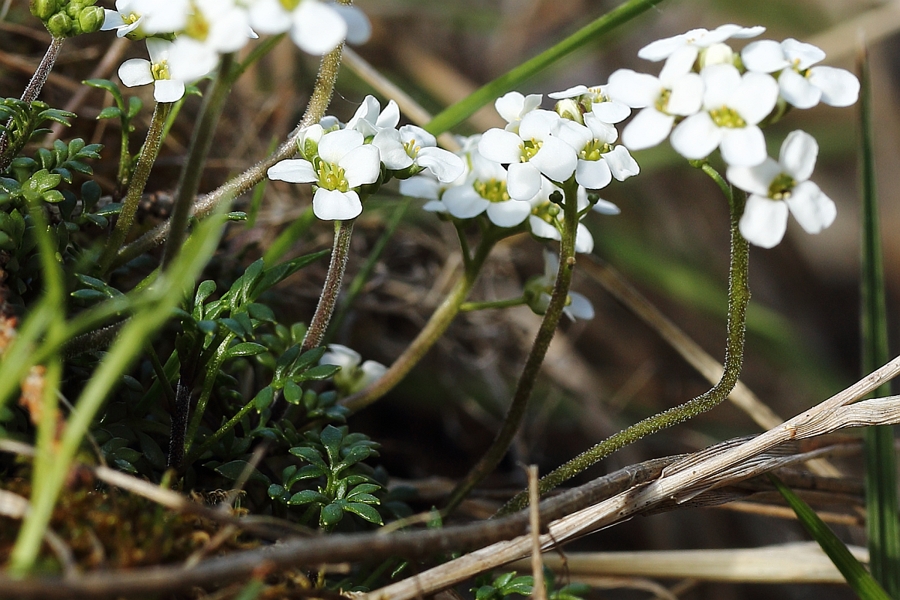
[
  {"left": 183, "top": 392, "right": 258, "bottom": 465},
  {"left": 340, "top": 230, "right": 501, "bottom": 413},
  {"left": 98, "top": 102, "right": 172, "bottom": 274},
  {"left": 182, "top": 332, "right": 236, "bottom": 461},
  {"left": 162, "top": 53, "right": 235, "bottom": 269},
  {"left": 302, "top": 220, "right": 355, "bottom": 353},
  {"left": 113, "top": 40, "right": 346, "bottom": 268},
  {"left": 500, "top": 185, "right": 750, "bottom": 515},
  {"left": 444, "top": 179, "right": 580, "bottom": 513},
  {"left": 460, "top": 297, "right": 527, "bottom": 312}
]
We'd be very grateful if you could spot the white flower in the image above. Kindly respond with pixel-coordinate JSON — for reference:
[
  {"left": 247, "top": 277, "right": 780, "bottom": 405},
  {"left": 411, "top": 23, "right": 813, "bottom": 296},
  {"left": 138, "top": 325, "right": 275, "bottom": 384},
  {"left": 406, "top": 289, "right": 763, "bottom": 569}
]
[
  {"left": 495, "top": 91, "right": 543, "bottom": 132},
  {"left": 526, "top": 250, "right": 595, "bottom": 321},
  {"left": 527, "top": 181, "right": 598, "bottom": 254},
  {"left": 556, "top": 113, "right": 638, "bottom": 189},
  {"left": 118, "top": 38, "right": 185, "bottom": 103},
  {"left": 346, "top": 95, "right": 400, "bottom": 137},
  {"left": 741, "top": 38, "right": 860, "bottom": 108},
  {"left": 440, "top": 150, "right": 533, "bottom": 227},
  {"left": 248, "top": 0, "right": 368, "bottom": 55},
  {"left": 607, "top": 49, "right": 703, "bottom": 151},
  {"left": 727, "top": 130, "right": 836, "bottom": 248},
  {"left": 320, "top": 344, "right": 386, "bottom": 394},
  {"left": 102, "top": 0, "right": 189, "bottom": 37},
  {"left": 669, "top": 64, "right": 778, "bottom": 166},
  {"left": 267, "top": 128, "right": 380, "bottom": 220},
  {"left": 478, "top": 110, "right": 577, "bottom": 200},
  {"left": 372, "top": 125, "right": 465, "bottom": 182},
  {"left": 549, "top": 84, "right": 632, "bottom": 124},
  {"left": 638, "top": 24, "right": 765, "bottom": 66}
]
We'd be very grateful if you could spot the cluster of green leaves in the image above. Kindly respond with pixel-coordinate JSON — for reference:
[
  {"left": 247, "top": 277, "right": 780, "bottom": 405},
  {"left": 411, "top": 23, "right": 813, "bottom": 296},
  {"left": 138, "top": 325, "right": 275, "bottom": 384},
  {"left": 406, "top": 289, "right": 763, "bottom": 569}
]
[
  {"left": 472, "top": 570, "right": 589, "bottom": 600},
  {"left": 0, "top": 99, "right": 74, "bottom": 167}
]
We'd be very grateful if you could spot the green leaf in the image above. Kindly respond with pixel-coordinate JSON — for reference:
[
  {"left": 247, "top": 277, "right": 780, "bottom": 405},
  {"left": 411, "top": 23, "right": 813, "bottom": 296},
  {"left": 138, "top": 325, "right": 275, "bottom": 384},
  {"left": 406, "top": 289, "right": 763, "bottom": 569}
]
[
  {"left": 771, "top": 475, "right": 891, "bottom": 599},
  {"left": 215, "top": 460, "right": 268, "bottom": 484},
  {"left": 287, "top": 464, "right": 326, "bottom": 486},
  {"left": 225, "top": 342, "right": 267, "bottom": 359},
  {"left": 345, "top": 502, "right": 383, "bottom": 526},
  {"left": 136, "top": 431, "right": 166, "bottom": 470},
  {"left": 320, "top": 425, "right": 343, "bottom": 463},
  {"left": 320, "top": 502, "right": 344, "bottom": 528},
  {"left": 250, "top": 249, "right": 330, "bottom": 301},
  {"left": 288, "top": 489, "right": 330, "bottom": 506},
  {"left": 253, "top": 386, "right": 275, "bottom": 412},
  {"left": 289, "top": 446, "right": 327, "bottom": 470},
  {"left": 283, "top": 379, "right": 303, "bottom": 404},
  {"left": 297, "top": 364, "right": 340, "bottom": 381}
]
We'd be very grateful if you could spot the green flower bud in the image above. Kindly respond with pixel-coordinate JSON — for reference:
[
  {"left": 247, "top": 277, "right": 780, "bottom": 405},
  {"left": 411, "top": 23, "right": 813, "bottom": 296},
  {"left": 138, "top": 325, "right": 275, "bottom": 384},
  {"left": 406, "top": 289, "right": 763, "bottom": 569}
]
[
  {"left": 77, "top": 5, "right": 104, "bottom": 34},
  {"left": 46, "top": 12, "right": 73, "bottom": 37},
  {"left": 30, "top": 0, "right": 57, "bottom": 20}
]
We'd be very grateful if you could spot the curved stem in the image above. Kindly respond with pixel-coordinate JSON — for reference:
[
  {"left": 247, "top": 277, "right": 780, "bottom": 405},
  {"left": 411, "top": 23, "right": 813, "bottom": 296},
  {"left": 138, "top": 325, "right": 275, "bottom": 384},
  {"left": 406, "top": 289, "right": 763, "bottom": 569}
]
[
  {"left": 500, "top": 185, "right": 750, "bottom": 515},
  {"left": 302, "top": 220, "right": 354, "bottom": 353},
  {"left": 460, "top": 297, "right": 527, "bottom": 312},
  {"left": 113, "top": 42, "right": 346, "bottom": 268},
  {"left": 97, "top": 102, "right": 172, "bottom": 274},
  {"left": 340, "top": 231, "right": 500, "bottom": 414},
  {"left": 444, "top": 179, "right": 580, "bottom": 513}
]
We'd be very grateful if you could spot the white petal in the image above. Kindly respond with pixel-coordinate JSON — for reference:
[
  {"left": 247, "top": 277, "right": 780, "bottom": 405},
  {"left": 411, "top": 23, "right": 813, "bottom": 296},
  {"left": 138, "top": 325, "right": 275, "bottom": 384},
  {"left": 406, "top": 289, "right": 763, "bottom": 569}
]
[
  {"left": 376, "top": 100, "right": 400, "bottom": 130},
  {"left": 604, "top": 145, "right": 640, "bottom": 181},
  {"left": 417, "top": 147, "right": 466, "bottom": 183},
  {"left": 667, "top": 72, "right": 704, "bottom": 116},
  {"left": 622, "top": 107, "right": 674, "bottom": 151},
  {"left": 340, "top": 144, "right": 381, "bottom": 187},
  {"left": 785, "top": 181, "right": 836, "bottom": 234},
  {"left": 118, "top": 58, "right": 153, "bottom": 87},
  {"left": 555, "top": 120, "right": 593, "bottom": 151},
  {"left": 486, "top": 199, "right": 532, "bottom": 227},
  {"left": 670, "top": 113, "right": 721, "bottom": 160},
  {"left": 422, "top": 200, "right": 447, "bottom": 213},
  {"left": 739, "top": 194, "right": 789, "bottom": 248},
  {"left": 399, "top": 175, "right": 439, "bottom": 200},
  {"left": 638, "top": 34, "right": 692, "bottom": 61},
  {"left": 153, "top": 79, "right": 185, "bottom": 103},
  {"left": 267, "top": 159, "right": 316, "bottom": 183},
  {"left": 372, "top": 130, "right": 411, "bottom": 170},
  {"left": 529, "top": 215, "right": 560, "bottom": 241},
  {"left": 808, "top": 66, "right": 860, "bottom": 107},
  {"left": 583, "top": 113, "right": 618, "bottom": 144},
  {"left": 592, "top": 198, "right": 620, "bottom": 215},
  {"left": 442, "top": 186, "right": 489, "bottom": 219},
  {"left": 101, "top": 11, "right": 126, "bottom": 31},
  {"left": 313, "top": 189, "right": 363, "bottom": 220},
  {"left": 606, "top": 69, "right": 661, "bottom": 108},
  {"left": 779, "top": 130, "right": 818, "bottom": 181},
  {"left": 549, "top": 86, "right": 587, "bottom": 99},
  {"left": 478, "top": 128, "right": 523, "bottom": 164},
  {"left": 730, "top": 72, "right": 778, "bottom": 125},
  {"left": 575, "top": 158, "right": 611, "bottom": 190},
  {"left": 778, "top": 69, "right": 821, "bottom": 109},
  {"left": 519, "top": 110, "right": 561, "bottom": 140},
  {"left": 741, "top": 40, "right": 788, "bottom": 73},
  {"left": 168, "top": 37, "right": 219, "bottom": 82},
  {"left": 565, "top": 292, "right": 595, "bottom": 321},
  {"left": 660, "top": 46, "right": 699, "bottom": 83},
  {"left": 720, "top": 126, "right": 768, "bottom": 167},
  {"left": 701, "top": 64, "right": 742, "bottom": 108},
  {"left": 291, "top": 1, "right": 347, "bottom": 55},
  {"left": 726, "top": 158, "right": 781, "bottom": 196},
  {"left": 248, "top": 0, "right": 292, "bottom": 34},
  {"left": 332, "top": 4, "right": 371, "bottom": 45},
  {"left": 781, "top": 38, "right": 825, "bottom": 70},
  {"left": 531, "top": 137, "right": 577, "bottom": 182},
  {"left": 507, "top": 162, "right": 543, "bottom": 200},
  {"left": 591, "top": 101, "right": 631, "bottom": 123},
  {"left": 319, "top": 129, "right": 364, "bottom": 163},
  {"left": 574, "top": 223, "right": 594, "bottom": 254}
]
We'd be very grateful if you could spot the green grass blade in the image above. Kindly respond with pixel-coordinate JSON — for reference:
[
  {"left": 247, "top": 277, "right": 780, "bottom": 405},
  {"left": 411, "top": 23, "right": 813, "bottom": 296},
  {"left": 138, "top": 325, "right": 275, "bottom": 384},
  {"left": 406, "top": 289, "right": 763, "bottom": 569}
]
[
  {"left": 771, "top": 475, "right": 892, "bottom": 599},
  {"left": 858, "top": 42, "right": 900, "bottom": 596},
  {"left": 425, "top": 0, "right": 667, "bottom": 135}
]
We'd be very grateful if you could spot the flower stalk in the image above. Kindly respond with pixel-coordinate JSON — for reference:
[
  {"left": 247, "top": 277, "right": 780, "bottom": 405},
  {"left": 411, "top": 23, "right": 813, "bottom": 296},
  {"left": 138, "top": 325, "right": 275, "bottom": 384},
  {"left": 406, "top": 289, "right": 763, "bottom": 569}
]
[{"left": 302, "top": 219, "right": 355, "bottom": 353}]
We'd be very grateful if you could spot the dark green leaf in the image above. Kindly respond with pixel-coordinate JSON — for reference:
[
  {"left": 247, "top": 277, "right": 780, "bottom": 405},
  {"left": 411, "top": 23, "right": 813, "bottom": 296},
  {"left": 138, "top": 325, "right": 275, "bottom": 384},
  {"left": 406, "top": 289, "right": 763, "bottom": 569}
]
[
  {"left": 320, "top": 502, "right": 344, "bottom": 527},
  {"left": 345, "top": 502, "right": 383, "bottom": 525},
  {"left": 253, "top": 386, "right": 275, "bottom": 412},
  {"left": 290, "top": 446, "right": 327, "bottom": 470},
  {"left": 289, "top": 489, "right": 329, "bottom": 506},
  {"left": 225, "top": 342, "right": 267, "bottom": 359}
]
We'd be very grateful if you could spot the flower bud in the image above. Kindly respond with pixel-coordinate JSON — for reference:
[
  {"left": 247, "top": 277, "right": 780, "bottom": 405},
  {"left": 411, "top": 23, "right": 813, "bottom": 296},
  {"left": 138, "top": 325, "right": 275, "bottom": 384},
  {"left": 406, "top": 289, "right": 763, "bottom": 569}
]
[
  {"left": 699, "top": 43, "right": 734, "bottom": 68},
  {"left": 29, "top": 0, "right": 57, "bottom": 20},
  {"left": 555, "top": 98, "right": 583, "bottom": 124},
  {"left": 46, "top": 11, "right": 73, "bottom": 37},
  {"left": 77, "top": 5, "right": 104, "bottom": 34},
  {"left": 523, "top": 275, "right": 551, "bottom": 316}
]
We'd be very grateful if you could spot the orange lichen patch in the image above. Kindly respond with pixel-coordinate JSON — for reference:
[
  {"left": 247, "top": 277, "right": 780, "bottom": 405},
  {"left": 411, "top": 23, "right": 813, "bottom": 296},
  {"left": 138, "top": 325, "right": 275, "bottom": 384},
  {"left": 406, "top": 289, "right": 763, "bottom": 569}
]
[
  {"left": 18, "top": 365, "right": 48, "bottom": 427},
  {"left": 0, "top": 313, "right": 17, "bottom": 354}
]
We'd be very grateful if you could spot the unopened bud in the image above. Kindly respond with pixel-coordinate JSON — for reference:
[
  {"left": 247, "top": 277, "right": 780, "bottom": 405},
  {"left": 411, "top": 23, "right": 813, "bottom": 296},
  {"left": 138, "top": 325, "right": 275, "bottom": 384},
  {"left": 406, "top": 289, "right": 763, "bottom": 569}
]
[
  {"left": 46, "top": 11, "right": 72, "bottom": 37},
  {"left": 699, "top": 43, "right": 734, "bottom": 68},
  {"left": 555, "top": 98, "right": 583, "bottom": 124},
  {"left": 29, "top": 0, "right": 57, "bottom": 20},
  {"left": 77, "top": 5, "right": 104, "bottom": 34}
]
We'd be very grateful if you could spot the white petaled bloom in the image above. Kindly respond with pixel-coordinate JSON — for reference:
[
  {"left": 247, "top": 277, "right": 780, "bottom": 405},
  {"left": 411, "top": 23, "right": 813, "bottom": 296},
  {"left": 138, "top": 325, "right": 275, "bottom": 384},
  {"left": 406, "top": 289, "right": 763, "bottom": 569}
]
[
  {"left": 267, "top": 128, "right": 380, "bottom": 221},
  {"left": 607, "top": 49, "right": 703, "bottom": 151},
  {"left": 102, "top": 0, "right": 189, "bottom": 38},
  {"left": 372, "top": 125, "right": 465, "bottom": 183},
  {"left": 118, "top": 38, "right": 185, "bottom": 103},
  {"left": 741, "top": 38, "right": 860, "bottom": 109},
  {"left": 528, "top": 181, "right": 598, "bottom": 254},
  {"left": 669, "top": 64, "right": 778, "bottom": 166},
  {"left": 556, "top": 113, "right": 639, "bottom": 189},
  {"left": 440, "top": 149, "right": 533, "bottom": 227},
  {"left": 478, "top": 110, "right": 578, "bottom": 200},
  {"left": 320, "top": 344, "right": 386, "bottom": 395},
  {"left": 638, "top": 24, "right": 765, "bottom": 67},
  {"left": 549, "top": 84, "right": 631, "bottom": 124},
  {"left": 168, "top": 1, "right": 258, "bottom": 83},
  {"left": 346, "top": 95, "right": 400, "bottom": 137},
  {"left": 248, "top": 0, "right": 369, "bottom": 55},
  {"left": 495, "top": 91, "right": 543, "bottom": 133},
  {"left": 727, "top": 130, "right": 836, "bottom": 248},
  {"left": 524, "top": 250, "right": 595, "bottom": 321}
]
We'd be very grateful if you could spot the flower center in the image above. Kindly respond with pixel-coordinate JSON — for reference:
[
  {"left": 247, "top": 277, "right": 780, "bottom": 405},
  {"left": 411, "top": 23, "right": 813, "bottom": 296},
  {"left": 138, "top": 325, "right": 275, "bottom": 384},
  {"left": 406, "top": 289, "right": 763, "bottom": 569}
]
[
  {"left": 768, "top": 172, "right": 796, "bottom": 199},
  {"left": 520, "top": 139, "right": 542, "bottom": 162},
  {"left": 317, "top": 162, "right": 350, "bottom": 192},
  {"left": 280, "top": 0, "right": 302, "bottom": 10},
  {"left": 185, "top": 8, "right": 210, "bottom": 40},
  {"left": 403, "top": 139, "right": 421, "bottom": 158},
  {"left": 122, "top": 12, "right": 139, "bottom": 25},
  {"left": 579, "top": 140, "right": 609, "bottom": 162},
  {"left": 474, "top": 178, "right": 510, "bottom": 203},
  {"left": 709, "top": 106, "right": 746, "bottom": 128},
  {"left": 151, "top": 60, "right": 170, "bottom": 81},
  {"left": 654, "top": 88, "right": 672, "bottom": 114},
  {"left": 531, "top": 200, "right": 560, "bottom": 222}
]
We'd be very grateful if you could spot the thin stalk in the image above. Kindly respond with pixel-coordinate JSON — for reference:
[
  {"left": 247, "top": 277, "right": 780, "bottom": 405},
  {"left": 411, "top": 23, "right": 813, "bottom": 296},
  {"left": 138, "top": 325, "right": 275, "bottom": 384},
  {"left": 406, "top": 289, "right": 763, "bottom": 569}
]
[
  {"left": 460, "top": 297, "right": 527, "bottom": 312},
  {"left": 97, "top": 102, "right": 172, "bottom": 274},
  {"left": 858, "top": 42, "right": 900, "bottom": 595},
  {"left": 182, "top": 333, "right": 236, "bottom": 460},
  {"left": 0, "top": 37, "right": 64, "bottom": 170},
  {"left": 500, "top": 185, "right": 750, "bottom": 515},
  {"left": 183, "top": 393, "right": 259, "bottom": 465},
  {"left": 444, "top": 179, "right": 580, "bottom": 513},
  {"left": 340, "top": 230, "right": 502, "bottom": 413},
  {"left": 114, "top": 40, "right": 347, "bottom": 268},
  {"left": 302, "top": 219, "right": 354, "bottom": 353},
  {"left": 162, "top": 53, "right": 235, "bottom": 269}
]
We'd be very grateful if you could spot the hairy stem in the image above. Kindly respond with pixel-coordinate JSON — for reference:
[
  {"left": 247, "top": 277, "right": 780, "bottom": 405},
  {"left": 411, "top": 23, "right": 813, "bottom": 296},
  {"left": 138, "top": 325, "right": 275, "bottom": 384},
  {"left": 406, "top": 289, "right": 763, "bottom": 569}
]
[
  {"left": 113, "top": 42, "right": 346, "bottom": 268},
  {"left": 97, "top": 102, "right": 172, "bottom": 274},
  {"left": 161, "top": 53, "right": 235, "bottom": 269},
  {"left": 340, "top": 230, "right": 501, "bottom": 413},
  {"left": 302, "top": 220, "right": 354, "bottom": 353},
  {"left": 444, "top": 180, "right": 580, "bottom": 513},
  {"left": 500, "top": 185, "right": 750, "bottom": 515}
]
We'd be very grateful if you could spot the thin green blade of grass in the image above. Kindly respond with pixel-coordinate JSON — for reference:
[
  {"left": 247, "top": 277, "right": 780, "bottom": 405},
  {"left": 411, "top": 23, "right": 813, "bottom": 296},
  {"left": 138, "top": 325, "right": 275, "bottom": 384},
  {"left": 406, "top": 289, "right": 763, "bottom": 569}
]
[
  {"left": 770, "top": 474, "right": 892, "bottom": 599},
  {"left": 424, "top": 0, "right": 667, "bottom": 136},
  {"left": 858, "top": 41, "right": 900, "bottom": 596}
]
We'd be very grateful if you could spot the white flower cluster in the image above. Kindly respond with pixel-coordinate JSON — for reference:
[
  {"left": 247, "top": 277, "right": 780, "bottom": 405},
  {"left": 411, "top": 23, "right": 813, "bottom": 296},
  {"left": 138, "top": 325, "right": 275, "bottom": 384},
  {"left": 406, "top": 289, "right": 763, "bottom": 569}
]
[
  {"left": 605, "top": 24, "right": 859, "bottom": 248},
  {"left": 400, "top": 90, "right": 640, "bottom": 254},
  {"left": 267, "top": 96, "right": 466, "bottom": 221},
  {"left": 103, "top": 0, "right": 371, "bottom": 103}
]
